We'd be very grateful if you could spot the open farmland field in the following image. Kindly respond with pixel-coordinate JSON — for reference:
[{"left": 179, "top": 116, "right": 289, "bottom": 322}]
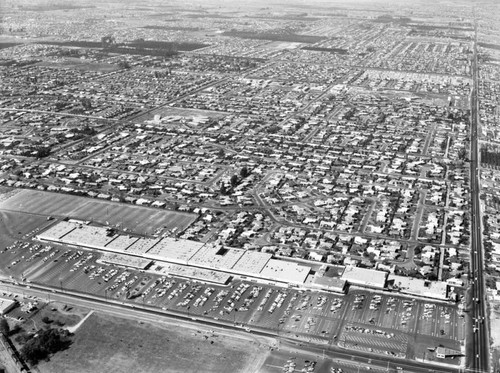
[
  {"left": 0, "top": 190, "right": 197, "bottom": 234},
  {"left": 37, "top": 311, "right": 269, "bottom": 373},
  {"left": 37, "top": 59, "right": 121, "bottom": 72}
]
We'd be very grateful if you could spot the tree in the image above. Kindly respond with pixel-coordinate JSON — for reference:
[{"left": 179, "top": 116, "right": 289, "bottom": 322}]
[
  {"left": 0, "top": 318, "right": 9, "bottom": 336},
  {"left": 426, "top": 272, "right": 438, "bottom": 281},
  {"left": 240, "top": 166, "right": 249, "bottom": 178},
  {"left": 220, "top": 184, "right": 227, "bottom": 195},
  {"left": 406, "top": 268, "right": 420, "bottom": 278},
  {"left": 54, "top": 101, "right": 66, "bottom": 111},
  {"left": 20, "top": 328, "right": 72, "bottom": 366},
  {"left": 35, "top": 146, "right": 51, "bottom": 158},
  {"left": 79, "top": 126, "right": 96, "bottom": 136},
  {"left": 101, "top": 35, "right": 115, "bottom": 48},
  {"left": 230, "top": 175, "right": 238, "bottom": 187},
  {"left": 457, "top": 148, "right": 467, "bottom": 161},
  {"left": 80, "top": 97, "right": 92, "bottom": 111},
  {"left": 118, "top": 60, "right": 131, "bottom": 69}
]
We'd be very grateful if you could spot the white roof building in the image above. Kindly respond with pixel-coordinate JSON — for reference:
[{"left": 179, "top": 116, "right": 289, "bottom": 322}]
[
  {"left": 388, "top": 274, "right": 448, "bottom": 300},
  {"left": 341, "top": 266, "right": 388, "bottom": 289}
]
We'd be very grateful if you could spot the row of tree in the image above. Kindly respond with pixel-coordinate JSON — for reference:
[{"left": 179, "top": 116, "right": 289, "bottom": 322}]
[{"left": 481, "top": 149, "right": 500, "bottom": 166}]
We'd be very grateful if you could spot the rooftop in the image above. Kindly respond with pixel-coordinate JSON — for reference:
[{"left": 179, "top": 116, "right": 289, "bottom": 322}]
[
  {"left": 98, "top": 252, "right": 152, "bottom": 269},
  {"left": 341, "top": 266, "right": 388, "bottom": 289},
  {"left": 147, "top": 236, "right": 204, "bottom": 264},
  {"left": 189, "top": 244, "right": 245, "bottom": 271},
  {"left": 232, "top": 250, "right": 272, "bottom": 276},
  {"left": 259, "top": 259, "right": 310, "bottom": 285},
  {"left": 37, "top": 220, "right": 77, "bottom": 241},
  {"left": 388, "top": 274, "right": 448, "bottom": 300},
  {"left": 126, "top": 237, "right": 161, "bottom": 255},
  {"left": 105, "top": 234, "right": 139, "bottom": 251},
  {"left": 150, "top": 262, "right": 231, "bottom": 285},
  {"left": 62, "top": 224, "right": 116, "bottom": 249}
]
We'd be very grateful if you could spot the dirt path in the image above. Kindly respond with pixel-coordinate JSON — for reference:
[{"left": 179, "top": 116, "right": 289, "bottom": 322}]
[{"left": 65, "top": 310, "right": 94, "bottom": 334}]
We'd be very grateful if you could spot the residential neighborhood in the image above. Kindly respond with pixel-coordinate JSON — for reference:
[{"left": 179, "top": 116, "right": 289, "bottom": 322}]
[{"left": 0, "top": 1, "right": 499, "bottom": 372}]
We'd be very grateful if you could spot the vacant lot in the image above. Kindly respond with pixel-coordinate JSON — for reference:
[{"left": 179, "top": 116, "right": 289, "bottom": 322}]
[
  {"left": 0, "top": 209, "right": 48, "bottom": 248},
  {"left": 37, "top": 312, "right": 269, "bottom": 373},
  {"left": 0, "top": 190, "right": 197, "bottom": 234}
]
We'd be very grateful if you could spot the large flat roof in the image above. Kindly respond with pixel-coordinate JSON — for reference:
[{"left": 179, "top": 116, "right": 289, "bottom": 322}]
[
  {"left": 260, "top": 259, "right": 310, "bottom": 285},
  {"left": 308, "top": 275, "right": 346, "bottom": 293},
  {"left": 98, "top": 252, "right": 152, "bottom": 269},
  {"left": 232, "top": 250, "right": 272, "bottom": 276},
  {"left": 147, "top": 237, "right": 204, "bottom": 264},
  {"left": 126, "top": 237, "right": 160, "bottom": 255},
  {"left": 341, "top": 266, "right": 387, "bottom": 289},
  {"left": 150, "top": 262, "right": 231, "bottom": 285},
  {"left": 388, "top": 274, "right": 448, "bottom": 300},
  {"left": 36, "top": 222, "right": 322, "bottom": 288},
  {"left": 38, "top": 220, "right": 76, "bottom": 241},
  {"left": 105, "top": 235, "right": 139, "bottom": 251},
  {"left": 189, "top": 245, "right": 245, "bottom": 271},
  {"left": 63, "top": 225, "right": 116, "bottom": 249}
]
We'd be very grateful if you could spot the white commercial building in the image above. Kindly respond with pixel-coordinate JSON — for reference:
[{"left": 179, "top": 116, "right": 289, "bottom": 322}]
[{"left": 341, "top": 266, "right": 388, "bottom": 289}]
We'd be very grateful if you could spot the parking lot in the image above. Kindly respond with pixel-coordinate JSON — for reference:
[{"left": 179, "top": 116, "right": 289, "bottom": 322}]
[{"left": 0, "top": 240, "right": 465, "bottom": 362}]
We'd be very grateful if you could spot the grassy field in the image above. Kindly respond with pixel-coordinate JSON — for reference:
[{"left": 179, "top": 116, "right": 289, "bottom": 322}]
[
  {"left": 37, "top": 312, "right": 269, "bottom": 373},
  {"left": 0, "top": 190, "right": 197, "bottom": 234}
]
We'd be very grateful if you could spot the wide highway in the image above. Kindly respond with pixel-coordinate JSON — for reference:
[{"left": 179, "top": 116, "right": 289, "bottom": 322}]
[
  {"left": 0, "top": 280, "right": 462, "bottom": 373},
  {"left": 467, "top": 17, "right": 489, "bottom": 373}
]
